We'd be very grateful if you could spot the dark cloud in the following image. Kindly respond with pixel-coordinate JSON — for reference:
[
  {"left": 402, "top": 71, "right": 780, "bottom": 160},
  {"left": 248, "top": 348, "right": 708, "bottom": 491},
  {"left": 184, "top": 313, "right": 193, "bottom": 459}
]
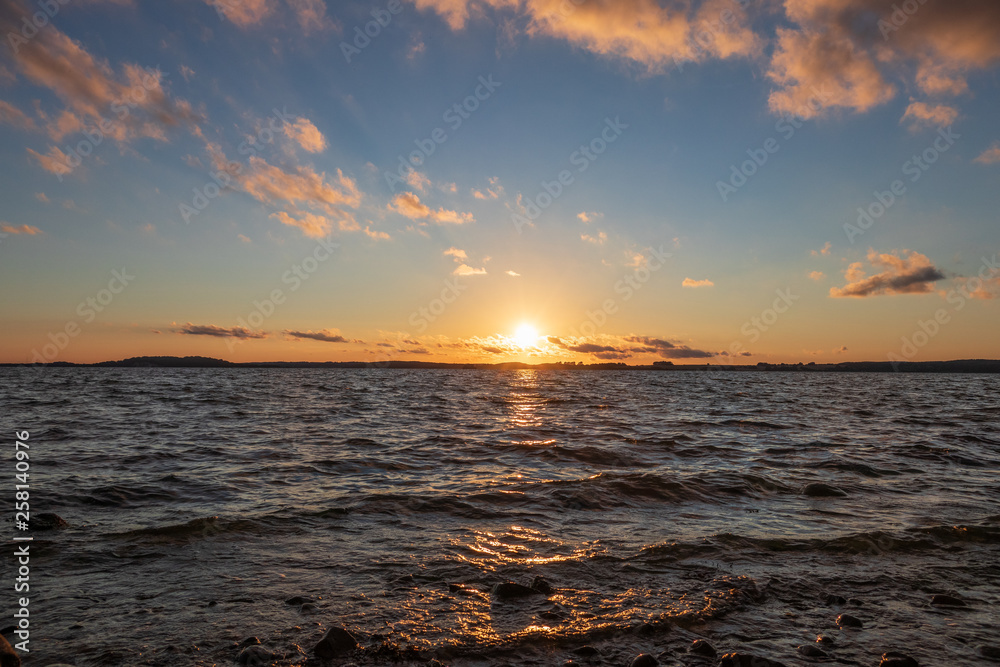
[
  {"left": 176, "top": 323, "right": 266, "bottom": 339},
  {"left": 285, "top": 329, "right": 358, "bottom": 343}
]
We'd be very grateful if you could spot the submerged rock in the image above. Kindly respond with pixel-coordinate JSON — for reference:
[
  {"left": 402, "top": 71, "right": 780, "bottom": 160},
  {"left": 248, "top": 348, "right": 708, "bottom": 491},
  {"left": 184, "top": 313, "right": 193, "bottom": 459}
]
[
  {"left": 879, "top": 652, "right": 919, "bottom": 667},
  {"left": 285, "top": 595, "right": 313, "bottom": 605},
  {"left": 816, "top": 635, "right": 834, "bottom": 645},
  {"left": 573, "top": 645, "right": 600, "bottom": 657},
  {"left": 979, "top": 646, "right": 1000, "bottom": 660},
  {"left": 237, "top": 636, "right": 261, "bottom": 648},
  {"left": 237, "top": 644, "right": 275, "bottom": 665},
  {"left": 689, "top": 639, "right": 717, "bottom": 657},
  {"left": 313, "top": 626, "right": 358, "bottom": 658},
  {"left": 719, "top": 653, "right": 787, "bottom": 667},
  {"left": 0, "top": 633, "right": 20, "bottom": 667},
  {"left": 798, "top": 644, "right": 828, "bottom": 658},
  {"left": 530, "top": 575, "right": 554, "bottom": 594},
  {"left": 930, "top": 594, "right": 967, "bottom": 607},
  {"left": 491, "top": 581, "right": 542, "bottom": 600},
  {"left": 32, "top": 512, "right": 68, "bottom": 529},
  {"left": 836, "top": 613, "right": 864, "bottom": 628},
  {"left": 825, "top": 594, "right": 847, "bottom": 605},
  {"left": 629, "top": 654, "right": 658, "bottom": 667},
  {"left": 803, "top": 483, "right": 847, "bottom": 497}
]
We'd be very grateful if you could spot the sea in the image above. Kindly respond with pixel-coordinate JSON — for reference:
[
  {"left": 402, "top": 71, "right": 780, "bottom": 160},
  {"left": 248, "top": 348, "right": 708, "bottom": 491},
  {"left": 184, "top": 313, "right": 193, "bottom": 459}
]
[{"left": 3, "top": 368, "right": 999, "bottom": 666}]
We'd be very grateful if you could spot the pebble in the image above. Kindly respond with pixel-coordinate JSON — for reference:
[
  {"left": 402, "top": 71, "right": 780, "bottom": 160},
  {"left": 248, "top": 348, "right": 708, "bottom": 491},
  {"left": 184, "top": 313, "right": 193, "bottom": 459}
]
[
  {"left": 285, "top": 596, "right": 313, "bottom": 605},
  {"left": 530, "top": 575, "right": 554, "bottom": 594},
  {"left": 879, "top": 652, "right": 919, "bottom": 667},
  {"left": 836, "top": 613, "right": 864, "bottom": 628},
  {"left": 573, "top": 645, "right": 600, "bottom": 657},
  {"left": 825, "top": 594, "right": 847, "bottom": 605},
  {"left": 313, "top": 626, "right": 358, "bottom": 659},
  {"left": 798, "top": 644, "right": 828, "bottom": 658},
  {"left": 634, "top": 622, "right": 655, "bottom": 635},
  {"left": 816, "top": 635, "right": 834, "bottom": 645},
  {"left": 930, "top": 594, "right": 967, "bottom": 607},
  {"left": 629, "top": 654, "right": 658, "bottom": 667},
  {"left": 689, "top": 639, "right": 717, "bottom": 657},
  {"left": 803, "top": 483, "right": 847, "bottom": 497},
  {"left": 237, "top": 636, "right": 261, "bottom": 648},
  {"left": 491, "top": 581, "right": 541, "bottom": 600}
]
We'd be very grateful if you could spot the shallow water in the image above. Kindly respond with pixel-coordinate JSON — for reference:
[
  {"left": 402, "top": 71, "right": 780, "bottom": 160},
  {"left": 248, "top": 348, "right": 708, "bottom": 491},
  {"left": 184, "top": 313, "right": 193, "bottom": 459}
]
[{"left": 4, "top": 368, "right": 999, "bottom": 666}]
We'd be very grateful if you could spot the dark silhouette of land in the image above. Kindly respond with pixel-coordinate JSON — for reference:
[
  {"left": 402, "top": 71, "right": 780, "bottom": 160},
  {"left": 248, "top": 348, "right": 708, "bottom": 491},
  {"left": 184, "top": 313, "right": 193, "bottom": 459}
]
[{"left": 3, "top": 356, "right": 1000, "bottom": 372}]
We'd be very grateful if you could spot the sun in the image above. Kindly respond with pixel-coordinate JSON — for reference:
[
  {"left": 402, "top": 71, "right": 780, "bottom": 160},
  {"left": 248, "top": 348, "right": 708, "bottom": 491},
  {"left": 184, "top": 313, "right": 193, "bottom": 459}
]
[{"left": 513, "top": 323, "right": 539, "bottom": 349}]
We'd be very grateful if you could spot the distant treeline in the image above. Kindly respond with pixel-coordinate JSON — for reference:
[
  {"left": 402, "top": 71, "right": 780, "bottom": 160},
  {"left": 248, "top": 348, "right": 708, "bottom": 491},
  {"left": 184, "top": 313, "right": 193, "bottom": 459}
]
[{"left": 3, "top": 356, "right": 1000, "bottom": 373}]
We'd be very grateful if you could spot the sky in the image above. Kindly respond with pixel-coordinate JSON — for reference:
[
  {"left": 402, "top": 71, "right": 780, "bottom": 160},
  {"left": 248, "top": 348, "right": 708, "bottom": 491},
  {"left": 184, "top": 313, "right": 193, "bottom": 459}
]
[{"left": 0, "top": 0, "right": 998, "bottom": 365}]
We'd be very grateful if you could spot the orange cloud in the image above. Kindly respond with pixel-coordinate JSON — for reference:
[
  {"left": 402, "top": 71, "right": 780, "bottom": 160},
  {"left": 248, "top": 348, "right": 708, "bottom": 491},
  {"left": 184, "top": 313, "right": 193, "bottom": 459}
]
[
  {"left": 0, "top": 99, "right": 34, "bottom": 130},
  {"left": 453, "top": 264, "right": 486, "bottom": 276},
  {"left": 270, "top": 210, "right": 358, "bottom": 237},
  {"left": 0, "top": 223, "right": 42, "bottom": 235},
  {"left": 206, "top": 0, "right": 274, "bottom": 27},
  {"left": 388, "top": 192, "right": 474, "bottom": 224},
  {"left": 284, "top": 117, "right": 327, "bottom": 153},
  {"left": 809, "top": 270, "right": 825, "bottom": 281},
  {"left": 682, "top": 277, "right": 714, "bottom": 288},
  {"left": 830, "top": 248, "right": 945, "bottom": 297},
  {"left": 974, "top": 143, "right": 1000, "bottom": 165},
  {"left": 26, "top": 146, "right": 76, "bottom": 177},
  {"left": 176, "top": 323, "right": 267, "bottom": 338},
  {"left": 901, "top": 101, "right": 958, "bottom": 130}
]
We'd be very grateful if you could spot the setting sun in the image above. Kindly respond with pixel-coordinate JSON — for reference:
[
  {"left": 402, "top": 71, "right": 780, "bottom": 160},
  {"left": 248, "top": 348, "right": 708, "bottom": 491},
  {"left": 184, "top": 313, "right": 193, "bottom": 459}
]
[{"left": 514, "top": 324, "right": 540, "bottom": 349}]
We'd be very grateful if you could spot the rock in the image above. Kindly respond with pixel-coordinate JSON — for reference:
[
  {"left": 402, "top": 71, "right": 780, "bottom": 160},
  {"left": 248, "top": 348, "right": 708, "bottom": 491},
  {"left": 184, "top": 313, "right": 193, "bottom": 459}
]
[
  {"left": 798, "top": 644, "right": 828, "bottom": 658},
  {"left": 531, "top": 575, "right": 554, "bottom": 594},
  {"left": 629, "top": 654, "right": 658, "bottom": 667},
  {"left": 825, "top": 594, "right": 847, "bottom": 605},
  {"left": 848, "top": 598, "right": 864, "bottom": 606},
  {"left": 313, "top": 626, "right": 358, "bottom": 659},
  {"left": 879, "top": 652, "right": 919, "bottom": 667},
  {"left": 816, "top": 635, "right": 834, "bottom": 645},
  {"left": 836, "top": 613, "right": 864, "bottom": 628},
  {"left": 634, "top": 622, "right": 655, "bottom": 635},
  {"left": 689, "top": 639, "right": 717, "bottom": 657},
  {"left": 31, "top": 512, "right": 68, "bottom": 530},
  {"left": 238, "top": 636, "right": 261, "bottom": 648},
  {"left": 930, "top": 594, "right": 967, "bottom": 607},
  {"left": 237, "top": 644, "right": 275, "bottom": 665},
  {"left": 803, "top": 483, "right": 847, "bottom": 497},
  {"left": 573, "top": 645, "right": 600, "bottom": 657},
  {"left": 0, "top": 633, "right": 19, "bottom": 667},
  {"left": 491, "top": 581, "right": 542, "bottom": 600},
  {"left": 980, "top": 646, "right": 1000, "bottom": 660},
  {"left": 285, "top": 595, "right": 313, "bottom": 605},
  {"left": 0, "top": 629, "right": 11, "bottom": 638},
  {"left": 719, "top": 653, "right": 787, "bottom": 667}
]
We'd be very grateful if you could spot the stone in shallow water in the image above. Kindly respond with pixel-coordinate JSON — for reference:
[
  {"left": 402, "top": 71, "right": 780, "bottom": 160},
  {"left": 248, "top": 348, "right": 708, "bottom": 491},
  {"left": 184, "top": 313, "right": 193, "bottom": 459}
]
[
  {"left": 313, "top": 626, "right": 358, "bottom": 658},
  {"left": 798, "top": 644, "right": 828, "bottom": 657},
  {"left": 572, "top": 645, "right": 600, "bottom": 657},
  {"left": 930, "top": 594, "right": 967, "bottom": 607},
  {"left": 879, "top": 652, "right": 919, "bottom": 667},
  {"left": 491, "top": 581, "right": 542, "bottom": 600},
  {"left": 237, "top": 644, "right": 275, "bottom": 665},
  {"left": 285, "top": 595, "right": 313, "bottom": 605},
  {"left": 803, "top": 483, "right": 847, "bottom": 497},
  {"left": 980, "top": 646, "right": 1000, "bottom": 661},
  {"left": 836, "top": 613, "right": 864, "bottom": 628},
  {"left": 530, "top": 575, "right": 554, "bottom": 594},
  {"left": 719, "top": 652, "right": 787, "bottom": 667},
  {"left": 32, "top": 512, "right": 69, "bottom": 529},
  {"left": 816, "top": 634, "right": 834, "bottom": 645},
  {"left": 629, "top": 653, "right": 658, "bottom": 667},
  {"left": 689, "top": 639, "right": 717, "bottom": 657},
  {"left": 825, "top": 594, "right": 847, "bottom": 605}
]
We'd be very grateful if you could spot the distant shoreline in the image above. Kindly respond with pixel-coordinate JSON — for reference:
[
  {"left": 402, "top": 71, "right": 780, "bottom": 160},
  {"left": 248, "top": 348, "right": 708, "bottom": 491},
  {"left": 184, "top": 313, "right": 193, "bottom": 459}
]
[{"left": 2, "top": 356, "right": 1000, "bottom": 373}]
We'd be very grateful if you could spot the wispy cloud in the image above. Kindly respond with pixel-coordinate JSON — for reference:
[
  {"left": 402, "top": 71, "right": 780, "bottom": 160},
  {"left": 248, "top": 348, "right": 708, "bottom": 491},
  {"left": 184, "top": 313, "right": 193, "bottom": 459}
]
[
  {"left": 285, "top": 329, "right": 359, "bottom": 343},
  {"left": 388, "top": 192, "right": 474, "bottom": 225},
  {"left": 175, "top": 322, "right": 267, "bottom": 338},
  {"left": 682, "top": 278, "right": 714, "bottom": 288},
  {"left": 830, "top": 248, "right": 945, "bottom": 297}
]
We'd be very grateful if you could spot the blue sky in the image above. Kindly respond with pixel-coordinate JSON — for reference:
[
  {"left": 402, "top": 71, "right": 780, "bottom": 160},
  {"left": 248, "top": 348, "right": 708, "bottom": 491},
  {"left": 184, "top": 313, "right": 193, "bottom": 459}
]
[{"left": 1, "top": 0, "right": 998, "bottom": 363}]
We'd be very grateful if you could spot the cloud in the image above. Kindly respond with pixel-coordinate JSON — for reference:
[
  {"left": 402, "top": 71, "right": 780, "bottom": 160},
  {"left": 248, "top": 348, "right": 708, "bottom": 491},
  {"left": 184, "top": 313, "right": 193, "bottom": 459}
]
[
  {"left": 0, "top": 223, "right": 42, "bottom": 235},
  {"left": 472, "top": 176, "right": 504, "bottom": 200},
  {"left": 0, "top": 6, "right": 199, "bottom": 146},
  {"left": 285, "top": 329, "right": 357, "bottom": 343},
  {"left": 505, "top": 270, "right": 521, "bottom": 277},
  {"left": 581, "top": 231, "right": 607, "bottom": 245},
  {"left": 364, "top": 226, "right": 391, "bottom": 241},
  {"left": 811, "top": 241, "right": 832, "bottom": 257},
  {"left": 444, "top": 247, "right": 467, "bottom": 261},
  {"left": 204, "top": 0, "right": 274, "bottom": 27},
  {"left": 284, "top": 117, "right": 327, "bottom": 153},
  {"left": 767, "top": 0, "right": 1000, "bottom": 118},
  {"left": 453, "top": 263, "right": 487, "bottom": 276},
  {"left": 624, "top": 335, "right": 715, "bottom": 359},
  {"left": 901, "top": 101, "right": 959, "bottom": 130},
  {"left": 682, "top": 277, "right": 714, "bottom": 288},
  {"left": 388, "top": 192, "right": 474, "bottom": 225},
  {"left": 176, "top": 323, "right": 267, "bottom": 338},
  {"left": 287, "top": 0, "right": 335, "bottom": 33},
  {"left": 34, "top": 192, "right": 49, "bottom": 203},
  {"left": 26, "top": 146, "right": 76, "bottom": 177},
  {"left": 413, "top": 0, "right": 760, "bottom": 71},
  {"left": 830, "top": 248, "right": 946, "bottom": 297},
  {"left": 405, "top": 170, "right": 432, "bottom": 191},
  {"left": 0, "top": 99, "right": 34, "bottom": 129},
  {"left": 809, "top": 270, "right": 825, "bottom": 281},
  {"left": 270, "top": 210, "right": 358, "bottom": 237},
  {"left": 237, "top": 234, "right": 252, "bottom": 243},
  {"left": 974, "top": 143, "right": 1000, "bottom": 165},
  {"left": 577, "top": 211, "right": 602, "bottom": 223}
]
